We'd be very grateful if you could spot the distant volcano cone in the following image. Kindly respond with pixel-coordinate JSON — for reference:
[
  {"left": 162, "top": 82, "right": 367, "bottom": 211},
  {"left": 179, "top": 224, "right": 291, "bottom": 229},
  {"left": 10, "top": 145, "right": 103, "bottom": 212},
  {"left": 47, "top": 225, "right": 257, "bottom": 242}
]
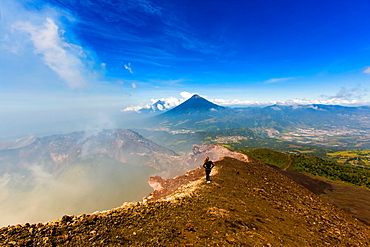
[{"left": 163, "top": 94, "right": 225, "bottom": 115}]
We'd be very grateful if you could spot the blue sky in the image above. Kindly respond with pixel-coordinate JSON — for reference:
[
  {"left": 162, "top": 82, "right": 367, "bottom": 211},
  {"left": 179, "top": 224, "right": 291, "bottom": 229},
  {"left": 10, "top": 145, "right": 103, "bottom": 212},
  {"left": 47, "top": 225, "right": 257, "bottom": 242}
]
[{"left": 1, "top": 0, "right": 370, "bottom": 137}]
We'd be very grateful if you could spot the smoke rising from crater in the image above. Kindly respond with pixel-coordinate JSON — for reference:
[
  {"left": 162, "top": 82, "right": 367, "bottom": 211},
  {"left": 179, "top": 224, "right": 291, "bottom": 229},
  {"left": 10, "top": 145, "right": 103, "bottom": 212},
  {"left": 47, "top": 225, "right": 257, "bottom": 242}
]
[{"left": 0, "top": 158, "right": 154, "bottom": 227}]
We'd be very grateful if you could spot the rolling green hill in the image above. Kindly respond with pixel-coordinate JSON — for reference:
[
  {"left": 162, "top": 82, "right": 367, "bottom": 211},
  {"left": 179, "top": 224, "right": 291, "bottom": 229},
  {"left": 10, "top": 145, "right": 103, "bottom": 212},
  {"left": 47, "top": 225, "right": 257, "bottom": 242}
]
[{"left": 240, "top": 148, "right": 370, "bottom": 188}]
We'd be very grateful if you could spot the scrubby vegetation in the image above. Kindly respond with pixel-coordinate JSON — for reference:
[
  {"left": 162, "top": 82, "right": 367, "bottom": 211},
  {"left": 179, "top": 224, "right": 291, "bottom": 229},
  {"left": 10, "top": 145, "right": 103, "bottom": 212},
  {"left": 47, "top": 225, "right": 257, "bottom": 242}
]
[
  {"left": 240, "top": 148, "right": 370, "bottom": 188},
  {"left": 239, "top": 148, "right": 292, "bottom": 169}
]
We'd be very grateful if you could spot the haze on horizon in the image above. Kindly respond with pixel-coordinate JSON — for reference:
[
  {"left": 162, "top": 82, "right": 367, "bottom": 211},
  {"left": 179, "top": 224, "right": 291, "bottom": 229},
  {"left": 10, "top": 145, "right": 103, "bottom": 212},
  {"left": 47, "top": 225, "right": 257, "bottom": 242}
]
[
  {"left": 1, "top": 0, "right": 370, "bottom": 139},
  {"left": 2, "top": 0, "right": 370, "bottom": 228}
]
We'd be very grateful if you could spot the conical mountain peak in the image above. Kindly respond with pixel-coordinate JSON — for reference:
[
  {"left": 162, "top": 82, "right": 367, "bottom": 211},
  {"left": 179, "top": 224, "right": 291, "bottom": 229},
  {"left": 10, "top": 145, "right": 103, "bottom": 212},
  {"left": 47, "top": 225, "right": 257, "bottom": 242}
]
[{"left": 163, "top": 94, "right": 225, "bottom": 115}]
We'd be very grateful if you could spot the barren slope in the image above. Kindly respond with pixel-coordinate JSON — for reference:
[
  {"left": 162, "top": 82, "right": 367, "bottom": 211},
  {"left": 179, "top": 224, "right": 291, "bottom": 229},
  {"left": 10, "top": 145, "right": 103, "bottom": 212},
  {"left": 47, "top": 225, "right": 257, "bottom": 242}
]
[
  {"left": 1, "top": 157, "right": 370, "bottom": 246},
  {"left": 267, "top": 163, "right": 370, "bottom": 226}
]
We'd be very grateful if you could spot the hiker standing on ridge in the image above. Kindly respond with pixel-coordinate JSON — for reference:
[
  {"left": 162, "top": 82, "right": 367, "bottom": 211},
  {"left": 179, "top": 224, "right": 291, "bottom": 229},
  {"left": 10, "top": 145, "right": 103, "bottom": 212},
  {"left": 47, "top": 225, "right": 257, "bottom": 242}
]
[{"left": 203, "top": 157, "right": 214, "bottom": 183}]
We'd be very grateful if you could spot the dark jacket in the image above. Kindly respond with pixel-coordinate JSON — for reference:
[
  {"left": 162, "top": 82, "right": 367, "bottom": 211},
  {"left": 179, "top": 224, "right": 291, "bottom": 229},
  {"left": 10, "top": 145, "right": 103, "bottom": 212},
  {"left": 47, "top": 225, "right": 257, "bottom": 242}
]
[{"left": 203, "top": 160, "right": 214, "bottom": 170}]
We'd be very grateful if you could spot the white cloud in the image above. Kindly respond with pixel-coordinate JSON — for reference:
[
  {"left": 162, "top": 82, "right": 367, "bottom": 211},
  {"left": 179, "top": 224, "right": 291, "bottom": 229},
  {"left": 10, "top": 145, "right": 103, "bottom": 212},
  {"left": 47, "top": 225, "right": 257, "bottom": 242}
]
[
  {"left": 124, "top": 63, "right": 134, "bottom": 74},
  {"left": 121, "top": 105, "right": 144, "bottom": 112},
  {"left": 264, "top": 77, "right": 296, "bottom": 84},
  {"left": 122, "top": 92, "right": 370, "bottom": 113},
  {"left": 292, "top": 105, "right": 319, "bottom": 110},
  {"left": 150, "top": 96, "right": 181, "bottom": 108},
  {"left": 122, "top": 92, "right": 196, "bottom": 112},
  {"left": 363, "top": 66, "right": 370, "bottom": 74},
  {"left": 320, "top": 86, "right": 368, "bottom": 104},
  {"left": 211, "top": 98, "right": 260, "bottom": 106},
  {"left": 180, "top": 91, "right": 193, "bottom": 99},
  {"left": 131, "top": 82, "right": 137, "bottom": 89},
  {"left": 13, "top": 18, "right": 89, "bottom": 89}
]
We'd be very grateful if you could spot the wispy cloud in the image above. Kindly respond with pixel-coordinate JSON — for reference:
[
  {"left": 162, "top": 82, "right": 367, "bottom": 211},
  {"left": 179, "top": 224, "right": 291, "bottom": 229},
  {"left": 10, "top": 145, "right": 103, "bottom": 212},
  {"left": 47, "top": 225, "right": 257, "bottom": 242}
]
[
  {"left": 268, "top": 98, "right": 366, "bottom": 106},
  {"left": 163, "top": 23, "right": 224, "bottom": 56},
  {"left": 264, "top": 77, "right": 296, "bottom": 84},
  {"left": 129, "top": 0, "right": 162, "bottom": 15},
  {"left": 53, "top": 0, "right": 222, "bottom": 63},
  {"left": 322, "top": 86, "right": 367, "bottom": 101},
  {"left": 363, "top": 66, "right": 370, "bottom": 74},
  {"left": 124, "top": 63, "right": 134, "bottom": 74},
  {"left": 13, "top": 17, "right": 90, "bottom": 88},
  {"left": 54, "top": 0, "right": 162, "bottom": 24},
  {"left": 148, "top": 78, "right": 187, "bottom": 86}
]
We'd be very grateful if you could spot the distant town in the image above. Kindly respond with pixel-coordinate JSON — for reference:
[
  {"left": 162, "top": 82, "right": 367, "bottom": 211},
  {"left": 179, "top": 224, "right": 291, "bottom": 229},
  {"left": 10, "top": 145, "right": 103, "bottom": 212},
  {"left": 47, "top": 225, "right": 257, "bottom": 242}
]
[{"left": 266, "top": 127, "right": 370, "bottom": 149}]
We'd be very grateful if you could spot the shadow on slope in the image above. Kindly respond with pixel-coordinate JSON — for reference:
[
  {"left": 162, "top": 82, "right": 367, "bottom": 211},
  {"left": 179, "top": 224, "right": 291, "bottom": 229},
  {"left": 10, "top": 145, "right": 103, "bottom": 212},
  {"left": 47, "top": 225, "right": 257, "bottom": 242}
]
[
  {"left": 1, "top": 157, "right": 369, "bottom": 246},
  {"left": 270, "top": 165, "right": 370, "bottom": 226}
]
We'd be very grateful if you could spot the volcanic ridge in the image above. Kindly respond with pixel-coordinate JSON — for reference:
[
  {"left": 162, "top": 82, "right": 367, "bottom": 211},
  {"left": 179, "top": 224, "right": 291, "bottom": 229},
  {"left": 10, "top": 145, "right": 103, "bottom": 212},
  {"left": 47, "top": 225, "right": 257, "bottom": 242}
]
[{"left": 1, "top": 148, "right": 370, "bottom": 246}]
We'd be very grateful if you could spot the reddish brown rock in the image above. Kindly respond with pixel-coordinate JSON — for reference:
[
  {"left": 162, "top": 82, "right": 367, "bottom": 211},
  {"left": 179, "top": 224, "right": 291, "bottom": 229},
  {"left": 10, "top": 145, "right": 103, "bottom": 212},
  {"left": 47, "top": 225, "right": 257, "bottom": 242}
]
[{"left": 1, "top": 157, "right": 370, "bottom": 246}]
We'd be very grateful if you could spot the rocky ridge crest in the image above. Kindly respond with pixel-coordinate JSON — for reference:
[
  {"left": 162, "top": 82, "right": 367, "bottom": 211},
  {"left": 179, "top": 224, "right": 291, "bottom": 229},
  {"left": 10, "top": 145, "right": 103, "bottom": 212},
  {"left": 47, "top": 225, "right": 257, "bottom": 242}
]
[{"left": 1, "top": 146, "right": 370, "bottom": 246}]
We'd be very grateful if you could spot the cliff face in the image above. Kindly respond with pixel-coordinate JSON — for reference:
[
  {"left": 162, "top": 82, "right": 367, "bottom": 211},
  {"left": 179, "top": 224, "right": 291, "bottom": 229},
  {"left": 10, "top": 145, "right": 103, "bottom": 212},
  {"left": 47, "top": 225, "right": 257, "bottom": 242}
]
[{"left": 1, "top": 155, "right": 369, "bottom": 246}]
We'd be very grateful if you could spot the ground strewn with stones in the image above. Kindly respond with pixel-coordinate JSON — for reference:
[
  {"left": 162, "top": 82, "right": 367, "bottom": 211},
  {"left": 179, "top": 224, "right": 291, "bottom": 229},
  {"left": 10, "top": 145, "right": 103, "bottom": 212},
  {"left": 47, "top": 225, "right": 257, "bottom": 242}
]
[{"left": 1, "top": 157, "right": 370, "bottom": 246}]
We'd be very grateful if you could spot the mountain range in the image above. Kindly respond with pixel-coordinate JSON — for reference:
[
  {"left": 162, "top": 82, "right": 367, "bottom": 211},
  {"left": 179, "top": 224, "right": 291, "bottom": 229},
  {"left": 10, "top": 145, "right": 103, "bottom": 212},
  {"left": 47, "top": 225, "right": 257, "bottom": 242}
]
[
  {"left": 2, "top": 94, "right": 370, "bottom": 244},
  {"left": 0, "top": 129, "right": 179, "bottom": 175},
  {"left": 140, "top": 95, "right": 370, "bottom": 143}
]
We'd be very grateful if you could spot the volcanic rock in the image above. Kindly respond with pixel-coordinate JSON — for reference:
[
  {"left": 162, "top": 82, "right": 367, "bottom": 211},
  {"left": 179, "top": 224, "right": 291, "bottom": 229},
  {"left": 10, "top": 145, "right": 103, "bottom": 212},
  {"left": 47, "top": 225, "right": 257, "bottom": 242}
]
[{"left": 1, "top": 156, "right": 370, "bottom": 246}]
